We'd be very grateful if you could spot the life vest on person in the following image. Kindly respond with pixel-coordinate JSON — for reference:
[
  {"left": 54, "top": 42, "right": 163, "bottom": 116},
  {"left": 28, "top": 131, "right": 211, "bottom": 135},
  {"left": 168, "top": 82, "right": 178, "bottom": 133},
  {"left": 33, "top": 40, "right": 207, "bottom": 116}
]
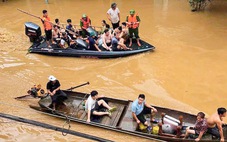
[
  {"left": 80, "top": 17, "right": 90, "bottom": 29},
  {"left": 42, "top": 16, "right": 52, "bottom": 30},
  {"left": 127, "top": 14, "right": 139, "bottom": 29}
]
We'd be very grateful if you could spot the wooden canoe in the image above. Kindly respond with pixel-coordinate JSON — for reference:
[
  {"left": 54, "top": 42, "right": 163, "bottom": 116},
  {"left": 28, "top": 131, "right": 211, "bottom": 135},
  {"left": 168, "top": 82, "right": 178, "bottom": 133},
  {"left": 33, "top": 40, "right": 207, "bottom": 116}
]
[{"left": 29, "top": 90, "right": 227, "bottom": 142}]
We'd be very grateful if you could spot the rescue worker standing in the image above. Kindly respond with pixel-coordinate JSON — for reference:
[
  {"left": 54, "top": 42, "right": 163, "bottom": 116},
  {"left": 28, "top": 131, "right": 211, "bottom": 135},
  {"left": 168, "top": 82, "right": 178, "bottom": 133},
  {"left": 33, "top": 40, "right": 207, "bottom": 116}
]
[
  {"left": 126, "top": 9, "right": 141, "bottom": 47},
  {"left": 41, "top": 10, "right": 52, "bottom": 48},
  {"left": 80, "top": 14, "right": 91, "bottom": 38}
]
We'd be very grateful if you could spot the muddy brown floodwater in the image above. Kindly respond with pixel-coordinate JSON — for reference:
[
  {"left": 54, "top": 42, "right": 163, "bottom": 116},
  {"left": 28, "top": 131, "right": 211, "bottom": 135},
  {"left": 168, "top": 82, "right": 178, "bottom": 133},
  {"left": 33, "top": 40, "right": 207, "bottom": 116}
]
[{"left": 0, "top": 0, "right": 227, "bottom": 142}]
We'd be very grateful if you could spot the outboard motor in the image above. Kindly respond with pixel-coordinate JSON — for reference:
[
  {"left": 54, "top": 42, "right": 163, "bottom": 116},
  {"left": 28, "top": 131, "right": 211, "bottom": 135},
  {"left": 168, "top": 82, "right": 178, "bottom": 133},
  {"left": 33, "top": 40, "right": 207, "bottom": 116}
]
[
  {"left": 87, "top": 26, "right": 98, "bottom": 37},
  {"left": 76, "top": 38, "right": 89, "bottom": 49},
  {"left": 25, "top": 22, "right": 41, "bottom": 42}
]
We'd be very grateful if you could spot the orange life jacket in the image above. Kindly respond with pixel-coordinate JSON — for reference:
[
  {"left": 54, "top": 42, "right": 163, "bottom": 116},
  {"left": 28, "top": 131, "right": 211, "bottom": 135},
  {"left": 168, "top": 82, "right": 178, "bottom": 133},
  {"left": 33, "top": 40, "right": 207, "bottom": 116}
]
[
  {"left": 127, "top": 14, "right": 139, "bottom": 29},
  {"left": 81, "top": 17, "right": 90, "bottom": 29},
  {"left": 42, "top": 16, "right": 52, "bottom": 30}
]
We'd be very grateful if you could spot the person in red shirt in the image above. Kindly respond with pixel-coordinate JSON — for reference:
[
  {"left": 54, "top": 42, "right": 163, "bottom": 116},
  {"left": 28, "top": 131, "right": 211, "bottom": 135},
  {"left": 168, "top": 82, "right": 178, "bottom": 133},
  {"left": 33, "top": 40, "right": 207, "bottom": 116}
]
[{"left": 41, "top": 10, "right": 52, "bottom": 48}]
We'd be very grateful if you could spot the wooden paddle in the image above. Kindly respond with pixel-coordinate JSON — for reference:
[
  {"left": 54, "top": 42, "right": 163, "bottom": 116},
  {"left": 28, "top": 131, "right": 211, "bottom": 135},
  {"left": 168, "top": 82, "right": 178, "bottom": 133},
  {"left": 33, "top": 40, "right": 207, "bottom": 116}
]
[
  {"left": 17, "top": 8, "right": 78, "bottom": 36},
  {"left": 15, "top": 82, "right": 90, "bottom": 100},
  {"left": 66, "top": 81, "right": 89, "bottom": 91},
  {"left": 14, "top": 94, "right": 43, "bottom": 100}
]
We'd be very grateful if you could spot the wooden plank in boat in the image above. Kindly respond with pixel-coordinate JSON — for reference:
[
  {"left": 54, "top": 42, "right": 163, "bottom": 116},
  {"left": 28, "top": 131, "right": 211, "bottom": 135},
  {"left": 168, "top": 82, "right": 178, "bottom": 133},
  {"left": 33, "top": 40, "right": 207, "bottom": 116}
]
[
  {"left": 120, "top": 102, "right": 137, "bottom": 131},
  {"left": 100, "top": 102, "right": 116, "bottom": 125},
  {"left": 103, "top": 104, "right": 123, "bottom": 126},
  {"left": 110, "top": 105, "right": 125, "bottom": 127},
  {"left": 79, "top": 110, "right": 87, "bottom": 120},
  {"left": 100, "top": 103, "right": 125, "bottom": 126},
  {"left": 100, "top": 109, "right": 111, "bottom": 125}
]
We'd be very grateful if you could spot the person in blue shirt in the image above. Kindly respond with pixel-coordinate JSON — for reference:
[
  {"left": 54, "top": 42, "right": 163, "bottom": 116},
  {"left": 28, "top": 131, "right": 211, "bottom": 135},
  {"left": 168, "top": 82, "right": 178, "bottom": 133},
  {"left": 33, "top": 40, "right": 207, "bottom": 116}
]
[
  {"left": 132, "top": 94, "right": 157, "bottom": 132},
  {"left": 66, "top": 19, "right": 77, "bottom": 39}
]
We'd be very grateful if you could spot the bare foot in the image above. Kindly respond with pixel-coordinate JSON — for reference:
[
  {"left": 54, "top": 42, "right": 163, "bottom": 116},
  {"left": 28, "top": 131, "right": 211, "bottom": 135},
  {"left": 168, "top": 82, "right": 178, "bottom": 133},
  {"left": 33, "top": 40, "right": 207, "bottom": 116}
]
[
  {"left": 137, "top": 42, "right": 141, "bottom": 47},
  {"left": 129, "top": 42, "right": 132, "bottom": 47}
]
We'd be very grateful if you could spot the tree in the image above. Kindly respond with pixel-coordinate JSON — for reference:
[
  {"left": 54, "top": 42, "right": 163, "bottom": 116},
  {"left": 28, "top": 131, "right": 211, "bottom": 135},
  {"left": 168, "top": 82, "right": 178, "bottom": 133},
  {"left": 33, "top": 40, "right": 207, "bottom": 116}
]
[{"left": 189, "top": 0, "right": 211, "bottom": 11}]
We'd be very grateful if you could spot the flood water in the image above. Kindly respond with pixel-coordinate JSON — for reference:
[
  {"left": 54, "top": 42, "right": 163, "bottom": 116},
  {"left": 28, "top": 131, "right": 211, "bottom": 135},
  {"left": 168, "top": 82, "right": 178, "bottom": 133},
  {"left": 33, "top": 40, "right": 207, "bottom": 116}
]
[{"left": 0, "top": 0, "right": 227, "bottom": 141}]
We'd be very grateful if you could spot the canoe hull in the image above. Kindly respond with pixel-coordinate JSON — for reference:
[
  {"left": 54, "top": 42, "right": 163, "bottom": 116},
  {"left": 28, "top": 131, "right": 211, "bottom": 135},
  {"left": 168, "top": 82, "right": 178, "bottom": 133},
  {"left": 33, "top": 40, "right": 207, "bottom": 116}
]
[{"left": 30, "top": 90, "right": 227, "bottom": 142}]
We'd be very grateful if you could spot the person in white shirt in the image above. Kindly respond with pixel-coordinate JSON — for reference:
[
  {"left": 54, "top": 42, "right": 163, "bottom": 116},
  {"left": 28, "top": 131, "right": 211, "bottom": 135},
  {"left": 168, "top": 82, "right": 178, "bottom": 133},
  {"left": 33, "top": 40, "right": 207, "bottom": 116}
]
[
  {"left": 107, "top": 2, "right": 120, "bottom": 30},
  {"left": 85, "top": 90, "right": 116, "bottom": 123}
]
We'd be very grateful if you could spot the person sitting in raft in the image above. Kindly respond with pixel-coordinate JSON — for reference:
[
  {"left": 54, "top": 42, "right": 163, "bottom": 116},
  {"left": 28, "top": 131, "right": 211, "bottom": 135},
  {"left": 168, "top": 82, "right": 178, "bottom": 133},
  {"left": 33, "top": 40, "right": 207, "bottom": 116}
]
[
  {"left": 131, "top": 94, "right": 158, "bottom": 132},
  {"left": 80, "top": 14, "right": 91, "bottom": 38},
  {"left": 59, "top": 30, "right": 76, "bottom": 49},
  {"left": 52, "top": 25, "right": 61, "bottom": 44},
  {"left": 100, "top": 29, "right": 112, "bottom": 51},
  {"left": 120, "top": 22, "right": 129, "bottom": 42},
  {"left": 100, "top": 20, "right": 110, "bottom": 34},
  {"left": 183, "top": 112, "right": 208, "bottom": 141},
  {"left": 66, "top": 19, "right": 77, "bottom": 39},
  {"left": 116, "top": 26, "right": 128, "bottom": 46},
  {"left": 207, "top": 107, "right": 226, "bottom": 141},
  {"left": 111, "top": 28, "right": 131, "bottom": 51},
  {"left": 55, "top": 18, "right": 61, "bottom": 29},
  {"left": 88, "top": 32, "right": 101, "bottom": 52},
  {"left": 85, "top": 90, "right": 117, "bottom": 123},
  {"left": 126, "top": 9, "right": 141, "bottom": 47},
  {"left": 46, "top": 75, "right": 67, "bottom": 110}
]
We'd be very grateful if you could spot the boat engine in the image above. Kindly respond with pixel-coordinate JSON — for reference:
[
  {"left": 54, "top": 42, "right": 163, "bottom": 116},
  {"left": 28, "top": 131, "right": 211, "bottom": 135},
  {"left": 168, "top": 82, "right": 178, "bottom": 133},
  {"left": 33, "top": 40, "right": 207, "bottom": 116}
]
[{"left": 25, "top": 22, "right": 42, "bottom": 42}]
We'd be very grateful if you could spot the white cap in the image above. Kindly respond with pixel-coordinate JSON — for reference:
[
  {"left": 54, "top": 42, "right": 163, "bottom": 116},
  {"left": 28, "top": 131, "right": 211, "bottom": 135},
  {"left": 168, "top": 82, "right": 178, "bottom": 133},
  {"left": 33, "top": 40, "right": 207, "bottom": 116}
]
[{"left": 48, "top": 75, "right": 56, "bottom": 81}]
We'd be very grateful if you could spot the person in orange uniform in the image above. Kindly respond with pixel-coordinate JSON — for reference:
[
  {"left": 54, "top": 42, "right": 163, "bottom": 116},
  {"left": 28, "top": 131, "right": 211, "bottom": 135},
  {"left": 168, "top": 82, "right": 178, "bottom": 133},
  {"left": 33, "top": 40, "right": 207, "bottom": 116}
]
[
  {"left": 80, "top": 14, "right": 91, "bottom": 38},
  {"left": 41, "top": 10, "right": 52, "bottom": 48},
  {"left": 126, "top": 9, "right": 141, "bottom": 47}
]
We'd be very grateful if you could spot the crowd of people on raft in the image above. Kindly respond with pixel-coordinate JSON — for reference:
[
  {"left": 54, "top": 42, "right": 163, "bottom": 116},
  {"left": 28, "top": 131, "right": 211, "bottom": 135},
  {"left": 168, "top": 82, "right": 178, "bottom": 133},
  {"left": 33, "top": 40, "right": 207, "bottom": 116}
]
[
  {"left": 30, "top": 74, "right": 227, "bottom": 142},
  {"left": 41, "top": 2, "right": 142, "bottom": 51}
]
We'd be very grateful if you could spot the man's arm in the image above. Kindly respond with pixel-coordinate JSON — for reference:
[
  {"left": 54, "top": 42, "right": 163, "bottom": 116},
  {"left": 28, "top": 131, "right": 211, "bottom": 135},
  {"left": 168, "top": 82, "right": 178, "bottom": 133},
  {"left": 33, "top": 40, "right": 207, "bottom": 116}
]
[
  {"left": 132, "top": 112, "right": 140, "bottom": 124},
  {"left": 53, "top": 86, "right": 60, "bottom": 95},
  {"left": 46, "top": 83, "right": 53, "bottom": 96},
  {"left": 145, "top": 103, "right": 157, "bottom": 112},
  {"left": 94, "top": 44, "right": 101, "bottom": 52},
  {"left": 87, "top": 109, "right": 91, "bottom": 123},
  {"left": 217, "top": 120, "right": 224, "bottom": 141},
  {"left": 195, "top": 131, "right": 205, "bottom": 141},
  {"left": 126, "top": 16, "right": 129, "bottom": 24},
  {"left": 47, "top": 89, "right": 53, "bottom": 95},
  {"left": 80, "top": 21, "right": 83, "bottom": 29},
  {"left": 107, "top": 10, "right": 111, "bottom": 22}
]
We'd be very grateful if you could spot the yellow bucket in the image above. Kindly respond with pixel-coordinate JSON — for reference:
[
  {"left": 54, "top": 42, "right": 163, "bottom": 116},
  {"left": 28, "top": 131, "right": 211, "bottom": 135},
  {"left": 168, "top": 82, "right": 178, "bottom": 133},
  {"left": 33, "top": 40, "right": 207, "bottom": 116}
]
[
  {"left": 152, "top": 126, "right": 159, "bottom": 135},
  {"left": 139, "top": 123, "right": 147, "bottom": 130}
]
